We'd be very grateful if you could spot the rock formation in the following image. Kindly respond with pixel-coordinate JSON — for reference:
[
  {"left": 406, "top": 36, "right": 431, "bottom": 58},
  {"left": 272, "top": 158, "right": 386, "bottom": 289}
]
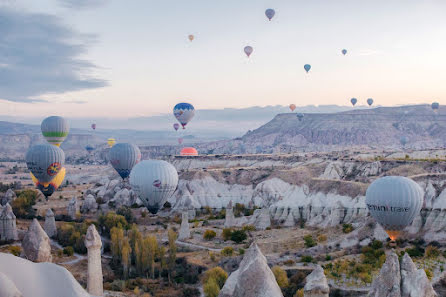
[
  {"left": 224, "top": 201, "right": 236, "bottom": 228},
  {"left": 368, "top": 251, "right": 437, "bottom": 297},
  {"left": 304, "top": 265, "right": 329, "bottom": 297},
  {"left": 0, "top": 271, "right": 23, "bottom": 297},
  {"left": 22, "top": 219, "right": 52, "bottom": 262},
  {"left": 1, "top": 189, "right": 16, "bottom": 206},
  {"left": 178, "top": 210, "right": 191, "bottom": 241},
  {"left": 43, "top": 209, "right": 57, "bottom": 238},
  {"left": 251, "top": 208, "right": 271, "bottom": 230},
  {"left": 81, "top": 194, "right": 98, "bottom": 213},
  {"left": 218, "top": 243, "right": 283, "bottom": 297},
  {"left": 85, "top": 224, "right": 103, "bottom": 296},
  {"left": 0, "top": 203, "right": 18, "bottom": 241},
  {"left": 283, "top": 210, "right": 295, "bottom": 227},
  {"left": 67, "top": 197, "right": 78, "bottom": 220}
]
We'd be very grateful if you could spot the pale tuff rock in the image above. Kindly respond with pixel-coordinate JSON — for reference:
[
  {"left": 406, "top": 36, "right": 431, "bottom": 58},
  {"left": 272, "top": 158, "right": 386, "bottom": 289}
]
[
  {"left": 304, "top": 265, "right": 329, "bottom": 297},
  {"left": 0, "top": 271, "right": 22, "bottom": 297},
  {"left": 85, "top": 224, "right": 103, "bottom": 296},
  {"left": 250, "top": 208, "right": 271, "bottom": 230},
  {"left": 368, "top": 252, "right": 401, "bottom": 297},
  {"left": 278, "top": 207, "right": 289, "bottom": 223},
  {"left": 320, "top": 162, "right": 344, "bottom": 180},
  {"left": 1, "top": 189, "right": 16, "bottom": 206},
  {"left": 22, "top": 219, "right": 52, "bottom": 263},
  {"left": 218, "top": 243, "right": 283, "bottom": 297},
  {"left": 67, "top": 197, "right": 79, "bottom": 220},
  {"left": 178, "top": 211, "right": 191, "bottom": 241},
  {"left": 43, "top": 209, "right": 57, "bottom": 238},
  {"left": 0, "top": 253, "right": 90, "bottom": 297},
  {"left": 400, "top": 253, "right": 437, "bottom": 297},
  {"left": 0, "top": 203, "right": 18, "bottom": 241},
  {"left": 283, "top": 210, "right": 295, "bottom": 227},
  {"left": 81, "top": 194, "right": 98, "bottom": 213},
  {"left": 224, "top": 201, "right": 236, "bottom": 228}
]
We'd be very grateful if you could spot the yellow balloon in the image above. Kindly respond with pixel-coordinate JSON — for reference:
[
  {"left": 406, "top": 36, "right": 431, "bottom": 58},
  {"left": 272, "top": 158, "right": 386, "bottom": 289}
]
[
  {"left": 107, "top": 138, "right": 116, "bottom": 148},
  {"left": 31, "top": 167, "right": 66, "bottom": 197}
]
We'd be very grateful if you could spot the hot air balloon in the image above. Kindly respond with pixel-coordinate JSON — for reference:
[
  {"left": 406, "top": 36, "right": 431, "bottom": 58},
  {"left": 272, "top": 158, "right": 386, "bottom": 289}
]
[
  {"left": 188, "top": 34, "right": 194, "bottom": 42},
  {"left": 107, "top": 138, "right": 116, "bottom": 148},
  {"left": 400, "top": 136, "right": 408, "bottom": 147},
  {"left": 289, "top": 104, "right": 296, "bottom": 112},
  {"left": 366, "top": 176, "right": 423, "bottom": 240},
  {"left": 350, "top": 98, "right": 357, "bottom": 106},
  {"left": 342, "top": 49, "right": 347, "bottom": 55},
  {"left": 265, "top": 8, "right": 275, "bottom": 21},
  {"left": 180, "top": 147, "right": 198, "bottom": 156},
  {"left": 367, "top": 98, "right": 374, "bottom": 106},
  {"left": 304, "top": 64, "right": 311, "bottom": 73},
  {"left": 26, "top": 144, "right": 65, "bottom": 184},
  {"left": 85, "top": 145, "right": 95, "bottom": 154},
  {"left": 130, "top": 160, "right": 179, "bottom": 214},
  {"left": 91, "top": 123, "right": 96, "bottom": 130},
  {"left": 244, "top": 46, "right": 253, "bottom": 58},
  {"left": 432, "top": 102, "right": 439, "bottom": 112},
  {"left": 296, "top": 113, "right": 304, "bottom": 121},
  {"left": 109, "top": 143, "right": 141, "bottom": 179},
  {"left": 173, "top": 123, "right": 180, "bottom": 131},
  {"left": 41, "top": 116, "right": 69, "bottom": 147},
  {"left": 31, "top": 167, "right": 66, "bottom": 199},
  {"left": 178, "top": 138, "right": 183, "bottom": 144},
  {"left": 173, "top": 103, "right": 195, "bottom": 129}
]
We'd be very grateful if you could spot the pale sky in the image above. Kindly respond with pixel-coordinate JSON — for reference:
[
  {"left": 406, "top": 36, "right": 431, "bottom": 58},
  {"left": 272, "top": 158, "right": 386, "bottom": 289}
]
[{"left": 1, "top": 0, "right": 445, "bottom": 118}]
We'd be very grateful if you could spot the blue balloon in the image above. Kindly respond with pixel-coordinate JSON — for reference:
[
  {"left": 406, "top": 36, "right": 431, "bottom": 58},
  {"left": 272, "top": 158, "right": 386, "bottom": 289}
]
[
  {"left": 85, "top": 145, "right": 95, "bottom": 154},
  {"left": 342, "top": 49, "right": 347, "bottom": 55},
  {"left": 265, "top": 9, "right": 275, "bottom": 21},
  {"left": 174, "top": 103, "right": 195, "bottom": 129},
  {"left": 351, "top": 98, "right": 357, "bottom": 106},
  {"left": 432, "top": 102, "right": 439, "bottom": 110},
  {"left": 304, "top": 64, "right": 311, "bottom": 73}
]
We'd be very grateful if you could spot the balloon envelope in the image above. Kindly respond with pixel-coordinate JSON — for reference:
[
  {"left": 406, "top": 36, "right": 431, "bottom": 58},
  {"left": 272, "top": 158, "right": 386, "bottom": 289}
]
[
  {"left": 350, "top": 98, "right": 357, "bottom": 106},
  {"left": 289, "top": 104, "right": 296, "bottom": 112},
  {"left": 109, "top": 143, "right": 141, "bottom": 179},
  {"left": 244, "top": 46, "right": 253, "bottom": 57},
  {"left": 296, "top": 113, "right": 304, "bottom": 121},
  {"left": 41, "top": 116, "right": 69, "bottom": 147},
  {"left": 107, "top": 138, "right": 116, "bottom": 148},
  {"left": 173, "top": 123, "right": 180, "bottom": 131},
  {"left": 91, "top": 123, "right": 96, "bottom": 130},
  {"left": 31, "top": 167, "right": 66, "bottom": 198},
  {"left": 432, "top": 102, "right": 439, "bottom": 111},
  {"left": 178, "top": 138, "right": 183, "bottom": 144},
  {"left": 265, "top": 8, "right": 275, "bottom": 20},
  {"left": 365, "top": 176, "right": 423, "bottom": 240},
  {"left": 85, "top": 145, "right": 95, "bottom": 154},
  {"left": 188, "top": 34, "right": 194, "bottom": 42},
  {"left": 26, "top": 144, "right": 65, "bottom": 184},
  {"left": 342, "top": 49, "right": 347, "bottom": 55},
  {"left": 130, "top": 160, "right": 178, "bottom": 214},
  {"left": 173, "top": 103, "right": 195, "bottom": 128},
  {"left": 367, "top": 98, "right": 374, "bottom": 106},
  {"left": 180, "top": 147, "right": 198, "bottom": 156},
  {"left": 304, "top": 64, "right": 311, "bottom": 73},
  {"left": 400, "top": 136, "right": 408, "bottom": 146}
]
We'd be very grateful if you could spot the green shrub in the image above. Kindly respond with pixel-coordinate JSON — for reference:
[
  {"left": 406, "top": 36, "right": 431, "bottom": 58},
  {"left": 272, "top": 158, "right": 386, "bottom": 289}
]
[
  {"left": 116, "top": 206, "right": 134, "bottom": 223},
  {"left": 203, "top": 278, "right": 220, "bottom": 297},
  {"left": 204, "top": 230, "right": 217, "bottom": 241},
  {"left": 11, "top": 189, "right": 38, "bottom": 218},
  {"left": 202, "top": 267, "right": 228, "bottom": 289},
  {"left": 230, "top": 230, "right": 247, "bottom": 243},
  {"left": 325, "top": 254, "right": 332, "bottom": 261},
  {"left": 425, "top": 245, "right": 440, "bottom": 258},
  {"left": 221, "top": 247, "right": 234, "bottom": 257},
  {"left": 222, "top": 228, "right": 232, "bottom": 241},
  {"left": 238, "top": 248, "right": 245, "bottom": 255},
  {"left": 63, "top": 246, "right": 74, "bottom": 256},
  {"left": 272, "top": 266, "right": 289, "bottom": 288},
  {"left": 303, "top": 235, "right": 316, "bottom": 248},
  {"left": 342, "top": 223, "right": 354, "bottom": 233},
  {"left": 8, "top": 245, "right": 21, "bottom": 256},
  {"left": 301, "top": 255, "right": 314, "bottom": 263},
  {"left": 242, "top": 225, "right": 256, "bottom": 232},
  {"left": 98, "top": 212, "right": 128, "bottom": 236},
  {"left": 406, "top": 246, "right": 424, "bottom": 258}
]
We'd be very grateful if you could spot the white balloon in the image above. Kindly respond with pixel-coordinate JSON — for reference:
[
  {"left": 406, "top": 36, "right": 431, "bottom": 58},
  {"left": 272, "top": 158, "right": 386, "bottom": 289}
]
[{"left": 130, "top": 160, "right": 178, "bottom": 214}]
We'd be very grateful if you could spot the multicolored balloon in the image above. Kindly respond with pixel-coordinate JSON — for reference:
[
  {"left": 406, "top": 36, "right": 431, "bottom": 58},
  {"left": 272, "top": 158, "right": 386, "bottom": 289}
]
[
  {"left": 173, "top": 123, "right": 180, "bottom": 131},
  {"left": 180, "top": 147, "right": 198, "bottom": 156},
  {"left": 367, "top": 98, "right": 374, "bottom": 106},
  {"left": 304, "top": 64, "right": 311, "bottom": 73},
  {"left": 244, "top": 46, "right": 253, "bottom": 58},
  {"left": 342, "top": 49, "right": 347, "bottom": 55},
  {"left": 41, "top": 116, "right": 69, "bottom": 147},
  {"left": 350, "top": 98, "right": 357, "bottom": 106},
  {"left": 31, "top": 167, "right": 66, "bottom": 199},
  {"left": 265, "top": 9, "right": 275, "bottom": 21},
  {"left": 26, "top": 144, "right": 65, "bottom": 184},
  {"left": 366, "top": 176, "right": 423, "bottom": 240},
  {"left": 173, "top": 103, "right": 195, "bottom": 129},
  {"left": 289, "top": 104, "right": 296, "bottom": 112},
  {"left": 130, "top": 160, "right": 179, "bottom": 214},
  {"left": 109, "top": 143, "right": 141, "bottom": 179}
]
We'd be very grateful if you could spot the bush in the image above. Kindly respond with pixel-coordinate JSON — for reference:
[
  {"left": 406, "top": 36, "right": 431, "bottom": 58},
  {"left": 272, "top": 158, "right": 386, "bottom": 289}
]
[
  {"left": 406, "top": 246, "right": 424, "bottom": 258},
  {"left": 272, "top": 266, "right": 289, "bottom": 288},
  {"left": 230, "top": 230, "right": 247, "bottom": 243},
  {"left": 238, "top": 248, "right": 245, "bottom": 255},
  {"left": 116, "top": 206, "right": 134, "bottom": 223},
  {"left": 203, "top": 278, "right": 220, "bottom": 297},
  {"left": 242, "top": 225, "right": 256, "bottom": 232},
  {"left": 57, "top": 222, "right": 89, "bottom": 254},
  {"left": 221, "top": 247, "right": 234, "bottom": 257},
  {"left": 301, "top": 255, "right": 314, "bottom": 263},
  {"left": 303, "top": 235, "right": 316, "bottom": 248},
  {"left": 342, "top": 223, "right": 354, "bottom": 233},
  {"left": 8, "top": 245, "right": 21, "bottom": 256},
  {"left": 325, "top": 254, "right": 332, "bottom": 261},
  {"left": 425, "top": 245, "right": 440, "bottom": 258},
  {"left": 11, "top": 189, "right": 38, "bottom": 218},
  {"left": 222, "top": 228, "right": 232, "bottom": 241},
  {"left": 202, "top": 267, "right": 228, "bottom": 289},
  {"left": 317, "top": 234, "right": 327, "bottom": 242},
  {"left": 63, "top": 246, "right": 74, "bottom": 256},
  {"left": 425, "top": 268, "right": 433, "bottom": 280},
  {"left": 98, "top": 212, "right": 128, "bottom": 236},
  {"left": 294, "top": 288, "right": 304, "bottom": 297},
  {"left": 203, "top": 230, "right": 217, "bottom": 241}
]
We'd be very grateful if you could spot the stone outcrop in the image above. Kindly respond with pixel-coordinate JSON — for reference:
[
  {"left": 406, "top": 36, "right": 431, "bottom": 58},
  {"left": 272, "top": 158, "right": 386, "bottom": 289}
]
[
  {"left": 1, "top": 189, "right": 16, "bottom": 206},
  {"left": 304, "top": 265, "right": 329, "bottom": 297},
  {"left": 85, "top": 224, "right": 103, "bottom": 296},
  {"left": 178, "top": 210, "right": 191, "bottom": 241},
  {"left": 0, "top": 271, "right": 22, "bottom": 297},
  {"left": 0, "top": 203, "right": 18, "bottom": 241},
  {"left": 67, "top": 197, "right": 78, "bottom": 220},
  {"left": 250, "top": 208, "right": 271, "bottom": 230},
  {"left": 368, "top": 251, "right": 437, "bottom": 297},
  {"left": 283, "top": 210, "right": 295, "bottom": 227},
  {"left": 218, "top": 243, "right": 283, "bottom": 297},
  {"left": 43, "top": 209, "right": 57, "bottom": 238},
  {"left": 224, "top": 201, "right": 236, "bottom": 228},
  {"left": 22, "top": 219, "right": 52, "bottom": 263},
  {"left": 81, "top": 194, "right": 98, "bottom": 213}
]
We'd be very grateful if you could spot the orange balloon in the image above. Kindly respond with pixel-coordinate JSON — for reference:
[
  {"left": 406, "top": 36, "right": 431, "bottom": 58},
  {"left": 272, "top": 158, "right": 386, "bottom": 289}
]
[
  {"left": 180, "top": 147, "right": 198, "bottom": 156},
  {"left": 289, "top": 104, "right": 296, "bottom": 112}
]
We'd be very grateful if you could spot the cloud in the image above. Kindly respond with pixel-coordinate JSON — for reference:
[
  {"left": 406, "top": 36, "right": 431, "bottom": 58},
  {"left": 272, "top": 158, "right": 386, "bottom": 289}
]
[
  {"left": 59, "top": 0, "right": 107, "bottom": 9},
  {"left": 0, "top": 8, "right": 107, "bottom": 102},
  {"left": 64, "top": 100, "right": 88, "bottom": 104}
]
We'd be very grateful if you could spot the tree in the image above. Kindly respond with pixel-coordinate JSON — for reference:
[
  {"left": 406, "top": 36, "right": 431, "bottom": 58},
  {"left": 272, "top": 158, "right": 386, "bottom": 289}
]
[
  {"left": 230, "top": 230, "right": 247, "bottom": 243},
  {"left": 121, "top": 236, "right": 131, "bottom": 279},
  {"left": 203, "top": 278, "right": 220, "bottom": 297},
  {"left": 145, "top": 235, "right": 158, "bottom": 278},
  {"left": 158, "top": 245, "right": 166, "bottom": 278},
  {"left": 202, "top": 267, "right": 228, "bottom": 289},
  {"left": 272, "top": 266, "right": 289, "bottom": 288},
  {"left": 110, "top": 227, "right": 124, "bottom": 264},
  {"left": 168, "top": 228, "right": 177, "bottom": 284},
  {"left": 128, "top": 224, "right": 142, "bottom": 264}
]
